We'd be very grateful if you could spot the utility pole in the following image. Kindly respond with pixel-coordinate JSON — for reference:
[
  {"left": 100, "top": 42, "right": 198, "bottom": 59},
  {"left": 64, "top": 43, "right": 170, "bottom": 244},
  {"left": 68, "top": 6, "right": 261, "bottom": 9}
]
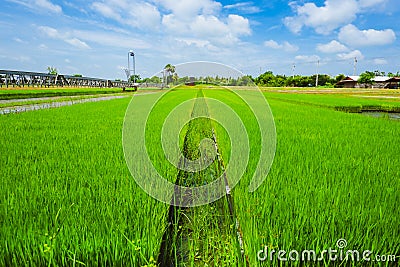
[
  {"left": 353, "top": 57, "right": 357, "bottom": 76},
  {"left": 316, "top": 60, "right": 320, "bottom": 88},
  {"left": 292, "top": 63, "right": 296, "bottom": 79}
]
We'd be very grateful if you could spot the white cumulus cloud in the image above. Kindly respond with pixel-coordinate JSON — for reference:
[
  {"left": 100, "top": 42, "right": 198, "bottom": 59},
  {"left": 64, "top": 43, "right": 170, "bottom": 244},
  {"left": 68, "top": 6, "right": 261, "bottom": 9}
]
[
  {"left": 358, "top": 0, "right": 387, "bottom": 8},
  {"left": 338, "top": 24, "right": 396, "bottom": 47},
  {"left": 317, "top": 40, "right": 349, "bottom": 53},
  {"left": 128, "top": 2, "right": 161, "bottom": 29},
  {"left": 72, "top": 30, "right": 151, "bottom": 49},
  {"left": 36, "top": 0, "right": 62, "bottom": 13},
  {"left": 224, "top": 2, "right": 261, "bottom": 14},
  {"left": 264, "top": 40, "right": 299, "bottom": 52},
  {"left": 284, "top": 0, "right": 358, "bottom": 34},
  {"left": 162, "top": 12, "right": 251, "bottom": 45},
  {"left": 38, "top": 26, "right": 91, "bottom": 49},
  {"left": 91, "top": 1, "right": 161, "bottom": 30},
  {"left": 337, "top": 49, "right": 364, "bottom": 60},
  {"left": 8, "top": 0, "right": 62, "bottom": 13},
  {"left": 91, "top": 0, "right": 251, "bottom": 46},
  {"left": 91, "top": 2, "right": 121, "bottom": 20},
  {"left": 154, "top": 0, "right": 222, "bottom": 19},
  {"left": 284, "top": 0, "right": 390, "bottom": 34},
  {"left": 227, "top": 14, "right": 252, "bottom": 36},
  {"left": 373, "top": 58, "right": 388, "bottom": 65},
  {"left": 295, "top": 55, "right": 320, "bottom": 62},
  {"left": 65, "top": 38, "right": 91, "bottom": 50}
]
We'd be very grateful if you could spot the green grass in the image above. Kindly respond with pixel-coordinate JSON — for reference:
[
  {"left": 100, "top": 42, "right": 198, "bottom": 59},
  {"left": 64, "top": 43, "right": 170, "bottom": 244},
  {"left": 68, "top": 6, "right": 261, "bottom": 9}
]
[
  {"left": 0, "top": 86, "right": 399, "bottom": 266},
  {"left": 0, "top": 87, "right": 127, "bottom": 100},
  {"left": 202, "top": 88, "right": 400, "bottom": 265},
  {"left": 0, "top": 98, "right": 167, "bottom": 266},
  {"left": 233, "top": 95, "right": 400, "bottom": 266},
  {"left": 0, "top": 93, "right": 131, "bottom": 109},
  {"left": 264, "top": 91, "right": 400, "bottom": 112}
]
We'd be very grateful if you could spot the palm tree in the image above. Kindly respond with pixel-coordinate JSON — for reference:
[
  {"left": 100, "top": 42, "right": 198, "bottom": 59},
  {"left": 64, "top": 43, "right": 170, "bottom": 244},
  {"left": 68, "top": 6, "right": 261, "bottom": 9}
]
[
  {"left": 47, "top": 66, "right": 58, "bottom": 75},
  {"left": 164, "top": 64, "right": 176, "bottom": 85}
]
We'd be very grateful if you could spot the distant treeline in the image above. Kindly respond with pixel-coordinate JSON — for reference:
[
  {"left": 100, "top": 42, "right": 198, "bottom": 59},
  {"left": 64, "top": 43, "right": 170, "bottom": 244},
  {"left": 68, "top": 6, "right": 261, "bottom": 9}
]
[
  {"left": 253, "top": 71, "right": 344, "bottom": 87},
  {"left": 134, "top": 72, "right": 346, "bottom": 87},
  {"left": 133, "top": 70, "right": 400, "bottom": 88},
  {"left": 133, "top": 75, "right": 255, "bottom": 86}
]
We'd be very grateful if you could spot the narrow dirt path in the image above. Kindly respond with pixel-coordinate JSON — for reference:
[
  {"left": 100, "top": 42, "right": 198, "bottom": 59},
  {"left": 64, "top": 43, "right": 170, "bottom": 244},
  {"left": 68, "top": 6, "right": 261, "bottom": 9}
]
[{"left": 158, "top": 90, "right": 248, "bottom": 266}]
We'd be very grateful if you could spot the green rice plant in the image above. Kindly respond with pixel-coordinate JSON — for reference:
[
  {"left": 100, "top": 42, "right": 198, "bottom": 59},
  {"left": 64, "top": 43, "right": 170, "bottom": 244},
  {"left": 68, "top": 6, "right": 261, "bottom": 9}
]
[
  {"left": 263, "top": 91, "right": 400, "bottom": 112},
  {"left": 233, "top": 97, "right": 400, "bottom": 266},
  {"left": 1, "top": 86, "right": 398, "bottom": 266},
  {"left": 0, "top": 87, "right": 128, "bottom": 100},
  {"left": 0, "top": 93, "right": 131, "bottom": 109},
  {"left": 0, "top": 97, "right": 168, "bottom": 266}
]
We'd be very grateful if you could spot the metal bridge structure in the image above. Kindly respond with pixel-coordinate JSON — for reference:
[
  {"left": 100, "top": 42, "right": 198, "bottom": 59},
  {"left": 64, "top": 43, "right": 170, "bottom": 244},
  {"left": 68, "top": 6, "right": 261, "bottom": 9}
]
[{"left": 0, "top": 70, "right": 135, "bottom": 88}]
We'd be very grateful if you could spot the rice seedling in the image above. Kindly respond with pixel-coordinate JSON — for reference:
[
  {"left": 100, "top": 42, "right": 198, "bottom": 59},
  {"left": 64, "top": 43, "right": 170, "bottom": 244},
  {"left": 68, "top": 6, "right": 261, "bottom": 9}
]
[
  {"left": 0, "top": 87, "right": 127, "bottom": 100},
  {"left": 1, "top": 85, "right": 398, "bottom": 266},
  {"left": 0, "top": 98, "right": 167, "bottom": 266},
  {"left": 233, "top": 94, "right": 400, "bottom": 266}
]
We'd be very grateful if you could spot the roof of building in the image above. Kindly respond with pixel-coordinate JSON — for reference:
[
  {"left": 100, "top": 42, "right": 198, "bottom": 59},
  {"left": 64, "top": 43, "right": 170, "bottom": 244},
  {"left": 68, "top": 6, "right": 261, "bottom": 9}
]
[
  {"left": 387, "top": 77, "right": 400, "bottom": 82},
  {"left": 347, "top": 76, "right": 360, "bottom": 81},
  {"left": 338, "top": 76, "right": 397, "bottom": 83},
  {"left": 374, "top": 76, "right": 391, "bottom": 82}
]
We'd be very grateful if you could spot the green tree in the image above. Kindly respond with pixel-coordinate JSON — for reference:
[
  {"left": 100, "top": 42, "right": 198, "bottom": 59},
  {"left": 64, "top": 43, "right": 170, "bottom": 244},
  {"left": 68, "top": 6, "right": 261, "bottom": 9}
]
[
  {"left": 335, "top": 74, "right": 346, "bottom": 83},
  {"left": 285, "top": 76, "right": 296, "bottom": 87},
  {"left": 388, "top": 72, "right": 400, "bottom": 77},
  {"left": 238, "top": 75, "right": 254, "bottom": 86},
  {"left": 47, "top": 66, "right": 58, "bottom": 75},
  {"left": 129, "top": 74, "right": 141, "bottom": 83},
  {"left": 312, "top": 74, "right": 332, "bottom": 87},
  {"left": 358, "top": 71, "right": 375, "bottom": 87},
  {"left": 256, "top": 71, "right": 276, "bottom": 86},
  {"left": 275, "top": 75, "right": 287, "bottom": 87},
  {"left": 150, "top": 76, "right": 162, "bottom": 83},
  {"left": 178, "top": 76, "right": 190, "bottom": 84},
  {"left": 172, "top": 73, "right": 179, "bottom": 84},
  {"left": 164, "top": 64, "right": 176, "bottom": 85},
  {"left": 374, "top": 70, "right": 385, "bottom": 76}
]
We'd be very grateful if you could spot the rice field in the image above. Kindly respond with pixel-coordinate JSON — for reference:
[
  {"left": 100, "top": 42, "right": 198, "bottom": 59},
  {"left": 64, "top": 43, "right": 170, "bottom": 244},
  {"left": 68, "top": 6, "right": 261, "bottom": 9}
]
[
  {"left": 0, "top": 88, "right": 126, "bottom": 100},
  {"left": 0, "top": 85, "right": 399, "bottom": 266}
]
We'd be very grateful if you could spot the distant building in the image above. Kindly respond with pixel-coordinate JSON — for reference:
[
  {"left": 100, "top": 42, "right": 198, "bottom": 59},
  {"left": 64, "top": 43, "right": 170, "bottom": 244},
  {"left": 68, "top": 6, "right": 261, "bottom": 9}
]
[
  {"left": 337, "top": 76, "right": 400, "bottom": 89},
  {"left": 185, "top": 77, "right": 196, "bottom": 86},
  {"left": 337, "top": 76, "right": 359, "bottom": 88},
  {"left": 386, "top": 77, "right": 400, "bottom": 89}
]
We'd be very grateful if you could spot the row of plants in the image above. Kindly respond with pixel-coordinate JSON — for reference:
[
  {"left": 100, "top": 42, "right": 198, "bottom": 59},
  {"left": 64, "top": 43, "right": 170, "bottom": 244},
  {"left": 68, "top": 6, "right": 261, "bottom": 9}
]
[
  {"left": 205, "top": 89, "right": 399, "bottom": 265},
  {"left": 0, "top": 88, "right": 126, "bottom": 100},
  {"left": 263, "top": 91, "right": 400, "bottom": 112},
  {"left": 1, "top": 86, "right": 398, "bottom": 265},
  {"left": 0, "top": 98, "right": 167, "bottom": 266}
]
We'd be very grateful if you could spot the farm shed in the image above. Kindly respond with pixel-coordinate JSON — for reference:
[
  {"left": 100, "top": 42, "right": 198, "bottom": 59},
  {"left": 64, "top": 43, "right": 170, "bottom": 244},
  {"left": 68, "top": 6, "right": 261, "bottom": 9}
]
[
  {"left": 373, "top": 76, "right": 391, "bottom": 88},
  {"left": 337, "top": 76, "right": 359, "bottom": 88},
  {"left": 337, "top": 76, "right": 400, "bottom": 88},
  {"left": 386, "top": 77, "right": 400, "bottom": 89}
]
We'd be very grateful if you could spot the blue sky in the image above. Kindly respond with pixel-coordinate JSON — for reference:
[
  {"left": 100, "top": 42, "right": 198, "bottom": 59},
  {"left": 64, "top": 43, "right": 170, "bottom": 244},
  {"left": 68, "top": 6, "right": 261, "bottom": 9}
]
[{"left": 1, "top": 0, "right": 399, "bottom": 80}]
